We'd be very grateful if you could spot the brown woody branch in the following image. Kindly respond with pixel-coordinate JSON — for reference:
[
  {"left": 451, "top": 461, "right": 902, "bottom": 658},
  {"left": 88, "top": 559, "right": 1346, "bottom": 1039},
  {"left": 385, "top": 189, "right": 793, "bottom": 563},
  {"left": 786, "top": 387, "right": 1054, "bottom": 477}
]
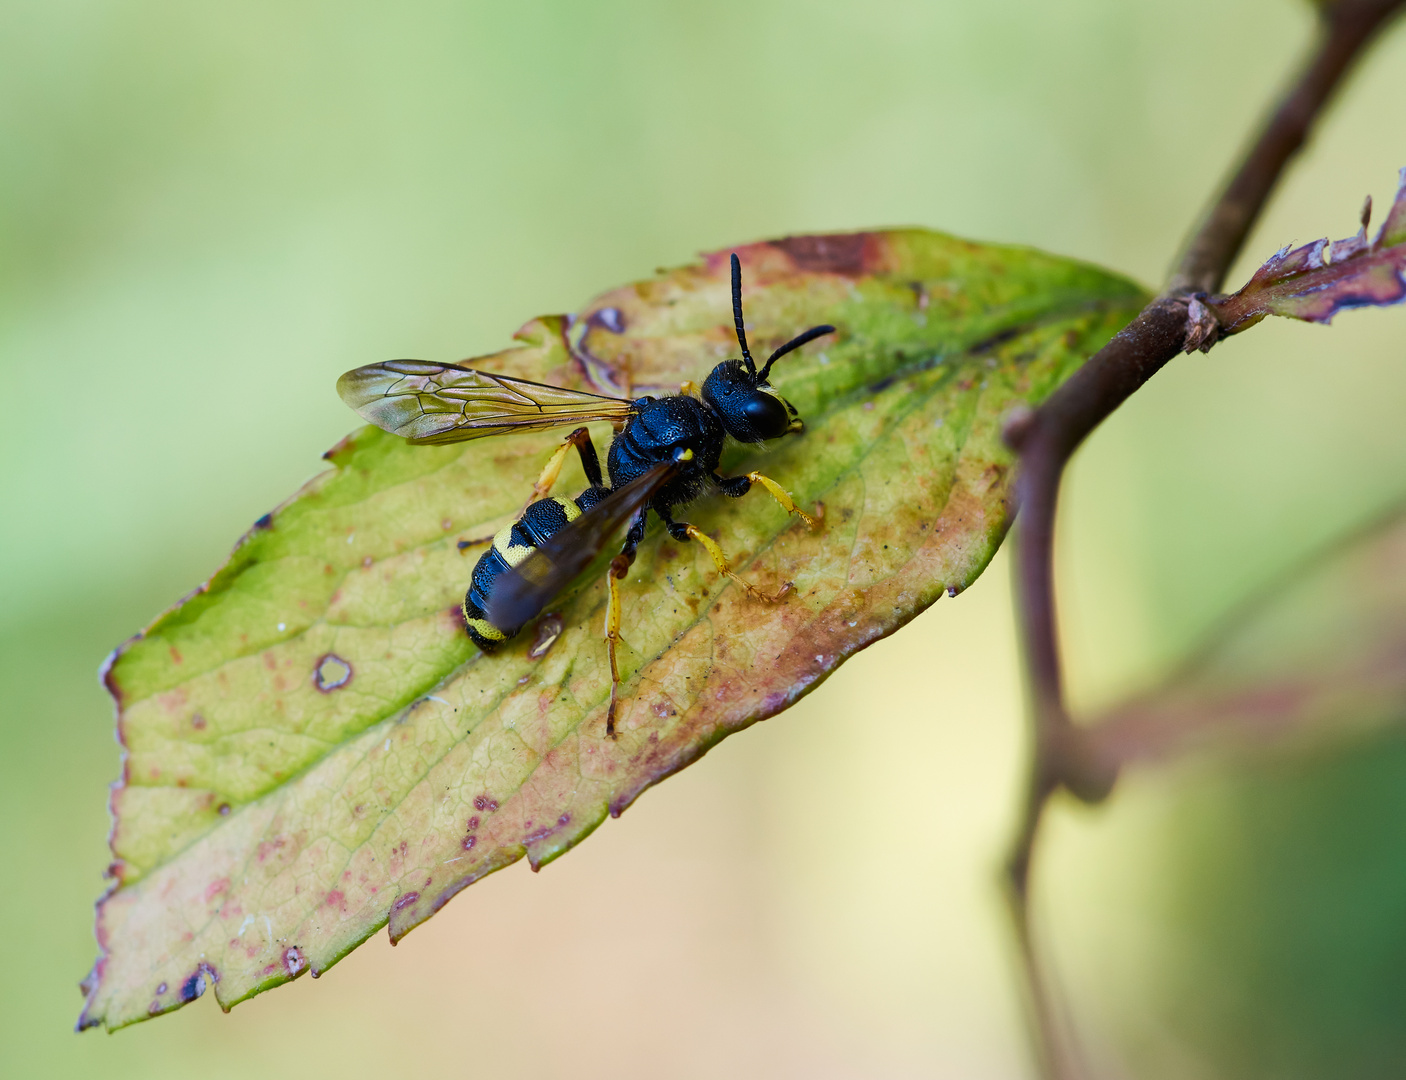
[{"left": 999, "top": 2, "right": 1406, "bottom": 1077}]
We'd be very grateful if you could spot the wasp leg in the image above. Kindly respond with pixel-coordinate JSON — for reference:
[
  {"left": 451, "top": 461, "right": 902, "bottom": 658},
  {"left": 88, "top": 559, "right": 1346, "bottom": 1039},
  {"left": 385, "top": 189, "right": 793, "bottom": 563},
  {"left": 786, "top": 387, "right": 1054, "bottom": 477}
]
[
  {"left": 713, "top": 471, "right": 817, "bottom": 528},
  {"left": 604, "top": 507, "right": 650, "bottom": 739},
  {"left": 456, "top": 430, "right": 604, "bottom": 554},
  {"left": 658, "top": 506, "right": 792, "bottom": 604},
  {"left": 678, "top": 380, "right": 700, "bottom": 398},
  {"left": 522, "top": 427, "right": 603, "bottom": 513}
]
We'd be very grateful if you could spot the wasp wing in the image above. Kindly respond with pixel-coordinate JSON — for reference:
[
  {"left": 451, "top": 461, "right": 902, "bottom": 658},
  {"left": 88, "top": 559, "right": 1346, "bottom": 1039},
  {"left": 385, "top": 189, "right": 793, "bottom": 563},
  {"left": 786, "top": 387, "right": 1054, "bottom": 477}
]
[
  {"left": 337, "top": 359, "right": 635, "bottom": 444},
  {"left": 485, "top": 463, "right": 678, "bottom": 631}
]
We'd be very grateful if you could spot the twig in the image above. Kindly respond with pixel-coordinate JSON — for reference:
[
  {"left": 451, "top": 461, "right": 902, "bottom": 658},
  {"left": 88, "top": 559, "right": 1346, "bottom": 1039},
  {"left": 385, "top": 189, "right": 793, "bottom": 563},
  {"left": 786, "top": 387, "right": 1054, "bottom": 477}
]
[
  {"left": 1170, "top": 0, "right": 1403, "bottom": 295},
  {"left": 999, "top": 2, "right": 1406, "bottom": 1076}
]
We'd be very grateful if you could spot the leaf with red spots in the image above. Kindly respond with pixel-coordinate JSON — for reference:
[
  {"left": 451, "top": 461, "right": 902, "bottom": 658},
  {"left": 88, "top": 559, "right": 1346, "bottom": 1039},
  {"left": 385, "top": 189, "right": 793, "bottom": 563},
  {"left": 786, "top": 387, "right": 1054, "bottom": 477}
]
[
  {"left": 79, "top": 229, "right": 1145, "bottom": 1029},
  {"left": 1200, "top": 169, "right": 1406, "bottom": 345},
  {"left": 1086, "top": 503, "right": 1406, "bottom": 771}
]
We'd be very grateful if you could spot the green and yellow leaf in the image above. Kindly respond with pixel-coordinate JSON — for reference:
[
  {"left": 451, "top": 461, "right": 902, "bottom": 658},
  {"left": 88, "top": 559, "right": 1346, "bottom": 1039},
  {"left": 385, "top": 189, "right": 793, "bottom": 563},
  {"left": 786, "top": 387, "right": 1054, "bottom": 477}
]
[{"left": 80, "top": 229, "right": 1145, "bottom": 1029}]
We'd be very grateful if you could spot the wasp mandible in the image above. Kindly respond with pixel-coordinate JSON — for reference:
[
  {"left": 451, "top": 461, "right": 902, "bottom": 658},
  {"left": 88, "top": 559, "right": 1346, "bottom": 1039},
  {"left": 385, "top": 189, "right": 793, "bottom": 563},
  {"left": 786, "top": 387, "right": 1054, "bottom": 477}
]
[{"left": 337, "top": 254, "right": 835, "bottom": 736}]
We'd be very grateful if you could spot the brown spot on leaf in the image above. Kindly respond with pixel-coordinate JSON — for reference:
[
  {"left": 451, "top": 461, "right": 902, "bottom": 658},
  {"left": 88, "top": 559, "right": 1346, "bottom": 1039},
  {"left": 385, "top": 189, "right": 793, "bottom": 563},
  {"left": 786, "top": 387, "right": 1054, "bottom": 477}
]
[{"left": 770, "top": 232, "right": 873, "bottom": 275}]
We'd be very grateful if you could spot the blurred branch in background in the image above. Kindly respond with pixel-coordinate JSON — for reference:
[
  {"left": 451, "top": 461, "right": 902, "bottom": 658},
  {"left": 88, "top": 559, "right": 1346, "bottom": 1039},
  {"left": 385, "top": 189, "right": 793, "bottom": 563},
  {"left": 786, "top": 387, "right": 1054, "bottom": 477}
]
[
  {"left": 1086, "top": 501, "right": 1406, "bottom": 773},
  {"left": 1001, "top": 1, "right": 1406, "bottom": 1076}
]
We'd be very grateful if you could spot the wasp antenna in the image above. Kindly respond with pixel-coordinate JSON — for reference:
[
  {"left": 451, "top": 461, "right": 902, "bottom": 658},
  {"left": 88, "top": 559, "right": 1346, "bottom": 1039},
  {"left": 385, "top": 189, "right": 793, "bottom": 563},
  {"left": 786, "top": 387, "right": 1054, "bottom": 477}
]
[
  {"left": 730, "top": 253, "right": 757, "bottom": 378},
  {"left": 758, "top": 324, "right": 835, "bottom": 382}
]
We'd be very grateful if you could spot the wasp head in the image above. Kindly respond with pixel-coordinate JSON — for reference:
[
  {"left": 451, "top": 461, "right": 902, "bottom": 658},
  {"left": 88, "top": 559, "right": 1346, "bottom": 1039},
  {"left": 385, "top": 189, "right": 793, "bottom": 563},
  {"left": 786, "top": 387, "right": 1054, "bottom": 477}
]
[
  {"left": 707, "top": 253, "right": 834, "bottom": 444},
  {"left": 702, "top": 360, "right": 803, "bottom": 442}
]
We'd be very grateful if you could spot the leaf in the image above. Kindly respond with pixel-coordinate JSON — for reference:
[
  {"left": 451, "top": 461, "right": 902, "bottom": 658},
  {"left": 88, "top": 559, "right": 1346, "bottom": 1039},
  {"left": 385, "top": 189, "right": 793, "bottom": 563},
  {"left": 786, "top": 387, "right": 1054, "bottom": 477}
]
[
  {"left": 79, "top": 229, "right": 1145, "bottom": 1030},
  {"left": 1203, "top": 168, "right": 1406, "bottom": 343},
  {"left": 1087, "top": 503, "right": 1406, "bottom": 770}
]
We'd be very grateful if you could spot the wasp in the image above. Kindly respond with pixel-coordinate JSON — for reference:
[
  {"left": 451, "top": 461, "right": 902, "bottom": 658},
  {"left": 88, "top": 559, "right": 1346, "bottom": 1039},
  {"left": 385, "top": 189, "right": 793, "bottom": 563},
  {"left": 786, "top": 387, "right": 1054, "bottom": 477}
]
[{"left": 338, "top": 254, "right": 835, "bottom": 736}]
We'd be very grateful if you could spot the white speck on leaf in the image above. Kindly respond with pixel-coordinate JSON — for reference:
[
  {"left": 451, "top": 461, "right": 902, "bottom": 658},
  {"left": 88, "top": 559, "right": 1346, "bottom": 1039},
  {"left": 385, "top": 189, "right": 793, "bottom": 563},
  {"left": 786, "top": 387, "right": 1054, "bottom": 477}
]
[{"left": 277, "top": 623, "right": 286, "bottom": 632}]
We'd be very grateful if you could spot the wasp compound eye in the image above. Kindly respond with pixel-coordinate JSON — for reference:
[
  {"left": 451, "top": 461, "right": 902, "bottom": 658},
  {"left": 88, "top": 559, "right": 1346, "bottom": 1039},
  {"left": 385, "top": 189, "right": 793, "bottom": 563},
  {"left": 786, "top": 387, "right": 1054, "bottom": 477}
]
[{"left": 741, "top": 391, "right": 791, "bottom": 439}]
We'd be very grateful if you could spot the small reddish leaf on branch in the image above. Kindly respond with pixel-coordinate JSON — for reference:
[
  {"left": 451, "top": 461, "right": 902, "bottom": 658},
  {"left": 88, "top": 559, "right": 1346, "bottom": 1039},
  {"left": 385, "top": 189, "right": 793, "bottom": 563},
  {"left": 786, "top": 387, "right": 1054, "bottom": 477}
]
[{"left": 1199, "top": 167, "right": 1406, "bottom": 347}]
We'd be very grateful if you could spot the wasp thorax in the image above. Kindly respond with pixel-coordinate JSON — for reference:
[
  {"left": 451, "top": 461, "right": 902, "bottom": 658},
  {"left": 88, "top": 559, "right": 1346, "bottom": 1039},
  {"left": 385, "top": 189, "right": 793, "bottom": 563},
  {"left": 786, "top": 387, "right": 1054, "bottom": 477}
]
[{"left": 702, "top": 360, "right": 802, "bottom": 442}]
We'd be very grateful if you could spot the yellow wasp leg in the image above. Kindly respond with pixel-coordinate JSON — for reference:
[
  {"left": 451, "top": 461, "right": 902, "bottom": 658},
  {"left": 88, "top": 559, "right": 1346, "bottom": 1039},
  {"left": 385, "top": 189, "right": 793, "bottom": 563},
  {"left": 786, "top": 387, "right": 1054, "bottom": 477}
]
[
  {"left": 745, "top": 472, "right": 817, "bottom": 529},
  {"left": 603, "top": 555, "right": 629, "bottom": 739},
  {"left": 457, "top": 428, "right": 599, "bottom": 554},
  {"left": 684, "top": 525, "right": 791, "bottom": 603},
  {"left": 521, "top": 431, "right": 582, "bottom": 511},
  {"left": 678, "top": 380, "right": 700, "bottom": 398}
]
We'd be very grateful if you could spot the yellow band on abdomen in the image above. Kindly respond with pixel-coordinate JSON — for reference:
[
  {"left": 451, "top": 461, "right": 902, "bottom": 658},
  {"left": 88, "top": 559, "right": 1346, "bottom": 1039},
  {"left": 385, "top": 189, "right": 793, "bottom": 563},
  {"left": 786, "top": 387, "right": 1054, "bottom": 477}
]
[
  {"left": 493, "top": 525, "right": 534, "bottom": 568},
  {"left": 552, "top": 495, "right": 582, "bottom": 522}
]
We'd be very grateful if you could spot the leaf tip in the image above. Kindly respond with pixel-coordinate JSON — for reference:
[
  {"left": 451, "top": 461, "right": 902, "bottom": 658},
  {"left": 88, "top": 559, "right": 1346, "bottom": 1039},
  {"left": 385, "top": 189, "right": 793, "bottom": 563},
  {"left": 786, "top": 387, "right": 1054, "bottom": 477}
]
[{"left": 321, "top": 430, "right": 359, "bottom": 465}]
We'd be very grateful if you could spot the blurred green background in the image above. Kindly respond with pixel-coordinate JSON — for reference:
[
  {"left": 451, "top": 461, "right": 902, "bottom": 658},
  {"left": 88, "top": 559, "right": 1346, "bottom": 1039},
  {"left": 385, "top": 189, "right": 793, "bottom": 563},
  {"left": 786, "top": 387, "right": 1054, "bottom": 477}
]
[{"left": 4, "top": 1, "right": 1406, "bottom": 1076}]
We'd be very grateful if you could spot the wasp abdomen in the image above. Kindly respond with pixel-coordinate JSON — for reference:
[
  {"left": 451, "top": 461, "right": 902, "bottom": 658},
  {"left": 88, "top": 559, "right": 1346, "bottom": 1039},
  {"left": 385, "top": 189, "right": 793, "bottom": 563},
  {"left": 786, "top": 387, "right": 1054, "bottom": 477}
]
[{"left": 462, "top": 488, "right": 609, "bottom": 651}]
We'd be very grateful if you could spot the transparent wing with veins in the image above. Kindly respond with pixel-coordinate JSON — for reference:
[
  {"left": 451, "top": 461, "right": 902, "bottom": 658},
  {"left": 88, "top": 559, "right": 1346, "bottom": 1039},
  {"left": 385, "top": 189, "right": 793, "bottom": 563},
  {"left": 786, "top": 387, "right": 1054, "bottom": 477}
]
[{"left": 337, "top": 359, "right": 635, "bottom": 445}]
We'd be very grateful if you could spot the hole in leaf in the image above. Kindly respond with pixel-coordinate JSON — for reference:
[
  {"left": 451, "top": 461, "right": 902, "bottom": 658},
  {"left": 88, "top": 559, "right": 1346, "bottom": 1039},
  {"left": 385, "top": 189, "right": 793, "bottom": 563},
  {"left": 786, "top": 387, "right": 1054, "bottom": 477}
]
[{"left": 312, "top": 654, "right": 352, "bottom": 692}]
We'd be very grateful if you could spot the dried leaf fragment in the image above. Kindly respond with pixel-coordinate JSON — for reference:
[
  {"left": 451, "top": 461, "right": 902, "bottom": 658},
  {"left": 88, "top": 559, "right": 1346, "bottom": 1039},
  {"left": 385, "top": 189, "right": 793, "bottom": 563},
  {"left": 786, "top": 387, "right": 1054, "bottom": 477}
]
[{"left": 1201, "top": 167, "right": 1406, "bottom": 346}]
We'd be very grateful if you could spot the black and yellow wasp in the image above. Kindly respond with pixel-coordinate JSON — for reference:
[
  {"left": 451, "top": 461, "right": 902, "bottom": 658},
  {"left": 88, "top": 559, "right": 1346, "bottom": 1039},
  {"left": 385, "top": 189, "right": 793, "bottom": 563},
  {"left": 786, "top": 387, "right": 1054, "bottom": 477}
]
[{"left": 337, "top": 254, "right": 834, "bottom": 735}]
